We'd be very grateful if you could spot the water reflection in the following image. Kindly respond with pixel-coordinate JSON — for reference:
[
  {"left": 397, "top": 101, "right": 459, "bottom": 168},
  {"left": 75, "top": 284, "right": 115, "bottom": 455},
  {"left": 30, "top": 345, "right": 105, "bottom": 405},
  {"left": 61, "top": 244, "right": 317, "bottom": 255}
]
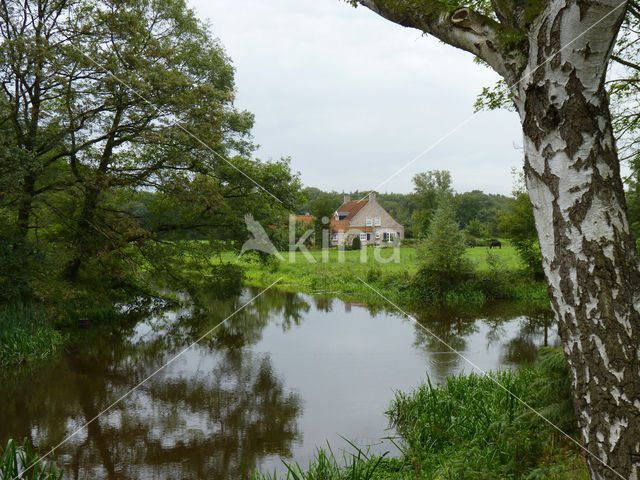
[
  {"left": 0, "top": 293, "right": 304, "bottom": 479},
  {"left": 0, "top": 289, "right": 557, "bottom": 479}
]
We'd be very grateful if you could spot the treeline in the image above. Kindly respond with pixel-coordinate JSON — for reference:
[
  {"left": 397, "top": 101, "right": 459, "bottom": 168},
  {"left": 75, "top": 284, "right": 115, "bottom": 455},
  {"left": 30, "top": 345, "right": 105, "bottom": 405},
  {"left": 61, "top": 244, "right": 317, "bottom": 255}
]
[
  {"left": 0, "top": 0, "right": 300, "bottom": 305},
  {"left": 299, "top": 174, "right": 514, "bottom": 240}
]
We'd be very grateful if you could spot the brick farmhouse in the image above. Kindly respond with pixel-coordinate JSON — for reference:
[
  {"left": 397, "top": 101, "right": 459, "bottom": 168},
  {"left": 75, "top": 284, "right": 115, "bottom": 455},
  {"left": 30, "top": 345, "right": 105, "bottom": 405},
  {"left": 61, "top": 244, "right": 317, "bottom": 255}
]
[{"left": 292, "top": 193, "right": 404, "bottom": 246}]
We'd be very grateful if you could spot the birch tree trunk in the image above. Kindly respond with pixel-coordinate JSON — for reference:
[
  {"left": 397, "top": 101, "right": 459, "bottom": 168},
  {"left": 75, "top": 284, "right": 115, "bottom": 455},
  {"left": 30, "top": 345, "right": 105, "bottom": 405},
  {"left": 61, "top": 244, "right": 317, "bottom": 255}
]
[
  {"left": 353, "top": 0, "right": 640, "bottom": 478},
  {"left": 515, "top": 2, "right": 640, "bottom": 478}
]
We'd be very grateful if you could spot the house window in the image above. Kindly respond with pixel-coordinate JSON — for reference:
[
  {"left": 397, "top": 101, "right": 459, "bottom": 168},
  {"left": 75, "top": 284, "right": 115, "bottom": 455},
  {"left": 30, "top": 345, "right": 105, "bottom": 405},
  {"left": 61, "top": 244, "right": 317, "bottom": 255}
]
[
  {"left": 359, "top": 233, "right": 367, "bottom": 240},
  {"left": 331, "top": 233, "right": 338, "bottom": 241},
  {"left": 374, "top": 217, "right": 381, "bottom": 226},
  {"left": 383, "top": 232, "right": 389, "bottom": 240},
  {"left": 375, "top": 232, "right": 381, "bottom": 239},
  {"left": 366, "top": 218, "right": 372, "bottom": 226},
  {"left": 389, "top": 232, "right": 396, "bottom": 241}
]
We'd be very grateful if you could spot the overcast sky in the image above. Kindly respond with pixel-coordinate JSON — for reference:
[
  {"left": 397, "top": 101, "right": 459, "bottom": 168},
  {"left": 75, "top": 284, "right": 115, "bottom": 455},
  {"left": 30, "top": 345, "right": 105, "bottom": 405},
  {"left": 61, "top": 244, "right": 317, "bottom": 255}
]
[{"left": 188, "top": 0, "right": 524, "bottom": 196}]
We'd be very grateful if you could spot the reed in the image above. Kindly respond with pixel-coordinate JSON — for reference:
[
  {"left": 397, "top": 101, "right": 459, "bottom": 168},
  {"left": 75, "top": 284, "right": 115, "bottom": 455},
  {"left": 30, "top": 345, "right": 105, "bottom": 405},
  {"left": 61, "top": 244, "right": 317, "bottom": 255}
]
[
  {"left": 253, "top": 349, "right": 588, "bottom": 480},
  {"left": 0, "top": 303, "right": 66, "bottom": 367},
  {"left": 0, "top": 439, "right": 63, "bottom": 480},
  {"left": 254, "top": 440, "right": 387, "bottom": 480}
]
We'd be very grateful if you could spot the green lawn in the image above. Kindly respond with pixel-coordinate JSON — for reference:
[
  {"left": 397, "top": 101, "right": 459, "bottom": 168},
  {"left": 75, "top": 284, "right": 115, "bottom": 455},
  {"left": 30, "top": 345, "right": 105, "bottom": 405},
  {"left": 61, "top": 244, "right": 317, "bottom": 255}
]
[{"left": 219, "top": 244, "right": 528, "bottom": 302}]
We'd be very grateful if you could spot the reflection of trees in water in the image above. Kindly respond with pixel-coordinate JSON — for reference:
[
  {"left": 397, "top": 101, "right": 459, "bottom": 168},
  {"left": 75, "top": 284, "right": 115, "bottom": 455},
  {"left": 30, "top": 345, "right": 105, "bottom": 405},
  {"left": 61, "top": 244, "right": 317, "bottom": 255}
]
[
  {"left": 498, "top": 309, "right": 557, "bottom": 365},
  {"left": 408, "top": 303, "right": 556, "bottom": 380},
  {"left": 409, "top": 308, "right": 479, "bottom": 381},
  {"left": 313, "top": 295, "right": 333, "bottom": 312},
  {"left": 0, "top": 289, "right": 310, "bottom": 479},
  {"left": 479, "top": 304, "right": 556, "bottom": 365}
]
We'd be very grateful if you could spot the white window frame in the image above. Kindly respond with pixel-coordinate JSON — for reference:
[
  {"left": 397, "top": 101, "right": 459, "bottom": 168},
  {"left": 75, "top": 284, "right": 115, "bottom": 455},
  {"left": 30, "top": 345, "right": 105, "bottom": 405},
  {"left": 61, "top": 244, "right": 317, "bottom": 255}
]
[
  {"left": 365, "top": 217, "right": 372, "bottom": 226},
  {"left": 359, "top": 233, "right": 367, "bottom": 240},
  {"left": 375, "top": 232, "right": 381, "bottom": 239},
  {"left": 374, "top": 217, "right": 381, "bottom": 226}
]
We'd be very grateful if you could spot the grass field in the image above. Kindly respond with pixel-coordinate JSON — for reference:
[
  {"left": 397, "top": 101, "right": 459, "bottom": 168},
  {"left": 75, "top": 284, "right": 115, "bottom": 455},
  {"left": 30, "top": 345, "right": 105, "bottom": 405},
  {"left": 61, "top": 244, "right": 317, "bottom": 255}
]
[{"left": 218, "top": 244, "right": 543, "bottom": 307}]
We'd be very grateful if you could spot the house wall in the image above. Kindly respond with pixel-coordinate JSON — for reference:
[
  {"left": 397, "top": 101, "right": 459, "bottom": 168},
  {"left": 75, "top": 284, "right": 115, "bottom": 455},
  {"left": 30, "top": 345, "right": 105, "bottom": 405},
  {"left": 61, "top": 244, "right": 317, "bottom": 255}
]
[{"left": 349, "top": 198, "right": 404, "bottom": 245}]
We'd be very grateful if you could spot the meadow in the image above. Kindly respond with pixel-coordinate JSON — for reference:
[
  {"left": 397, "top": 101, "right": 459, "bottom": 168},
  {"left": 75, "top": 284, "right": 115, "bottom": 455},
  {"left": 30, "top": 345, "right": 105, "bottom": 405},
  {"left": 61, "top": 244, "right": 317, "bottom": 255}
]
[{"left": 220, "top": 244, "right": 545, "bottom": 307}]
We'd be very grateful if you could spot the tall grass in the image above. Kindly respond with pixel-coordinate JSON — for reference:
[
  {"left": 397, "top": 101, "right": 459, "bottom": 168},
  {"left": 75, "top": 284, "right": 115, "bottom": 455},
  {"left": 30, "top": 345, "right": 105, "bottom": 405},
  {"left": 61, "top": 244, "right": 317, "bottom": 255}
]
[
  {"left": 0, "top": 439, "right": 62, "bottom": 480},
  {"left": 253, "top": 349, "right": 588, "bottom": 480},
  {"left": 387, "top": 347, "right": 587, "bottom": 480},
  {"left": 0, "top": 303, "right": 67, "bottom": 367},
  {"left": 254, "top": 440, "right": 387, "bottom": 480}
]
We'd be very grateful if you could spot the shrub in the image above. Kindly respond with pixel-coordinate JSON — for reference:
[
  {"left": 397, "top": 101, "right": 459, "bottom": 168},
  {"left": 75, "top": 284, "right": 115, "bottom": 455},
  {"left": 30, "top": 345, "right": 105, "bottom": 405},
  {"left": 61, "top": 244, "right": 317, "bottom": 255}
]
[
  {"left": 420, "top": 196, "right": 471, "bottom": 274},
  {"left": 366, "top": 267, "right": 382, "bottom": 283},
  {"left": 499, "top": 192, "right": 544, "bottom": 279},
  {"left": 351, "top": 236, "right": 362, "bottom": 251},
  {"left": 415, "top": 196, "right": 474, "bottom": 300}
]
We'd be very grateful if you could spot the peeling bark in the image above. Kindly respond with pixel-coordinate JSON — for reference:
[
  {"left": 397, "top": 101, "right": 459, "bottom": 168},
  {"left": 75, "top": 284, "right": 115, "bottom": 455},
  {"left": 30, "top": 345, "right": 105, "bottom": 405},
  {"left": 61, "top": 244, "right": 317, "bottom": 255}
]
[
  {"left": 513, "top": 2, "right": 640, "bottom": 478},
  {"left": 355, "top": 0, "right": 639, "bottom": 478}
]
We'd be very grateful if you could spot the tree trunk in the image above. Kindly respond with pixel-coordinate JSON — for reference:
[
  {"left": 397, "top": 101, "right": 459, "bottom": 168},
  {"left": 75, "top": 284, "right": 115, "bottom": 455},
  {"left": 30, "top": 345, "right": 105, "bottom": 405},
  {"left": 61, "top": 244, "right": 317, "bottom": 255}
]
[
  {"left": 15, "top": 174, "right": 35, "bottom": 246},
  {"left": 515, "top": 2, "right": 640, "bottom": 478},
  {"left": 353, "top": 0, "right": 640, "bottom": 477},
  {"left": 64, "top": 107, "right": 123, "bottom": 282}
]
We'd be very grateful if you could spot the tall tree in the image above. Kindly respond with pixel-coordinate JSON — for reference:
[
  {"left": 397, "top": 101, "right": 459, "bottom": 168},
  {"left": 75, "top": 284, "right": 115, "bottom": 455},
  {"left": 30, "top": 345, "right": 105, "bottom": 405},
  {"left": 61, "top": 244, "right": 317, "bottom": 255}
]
[
  {"left": 0, "top": 0, "right": 302, "bottom": 294},
  {"left": 311, "top": 197, "right": 334, "bottom": 247},
  {"left": 348, "top": 1, "right": 640, "bottom": 478},
  {"left": 411, "top": 170, "right": 452, "bottom": 235},
  {"left": 0, "top": 0, "right": 82, "bottom": 246}
]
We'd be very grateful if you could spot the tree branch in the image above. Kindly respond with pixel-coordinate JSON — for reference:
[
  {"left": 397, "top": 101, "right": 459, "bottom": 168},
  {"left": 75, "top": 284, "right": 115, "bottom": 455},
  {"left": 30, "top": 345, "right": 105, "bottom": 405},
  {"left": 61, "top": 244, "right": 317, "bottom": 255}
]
[
  {"left": 355, "top": 0, "right": 525, "bottom": 82},
  {"left": 612, "top": 54, "right": 640, "bottom": 71}
]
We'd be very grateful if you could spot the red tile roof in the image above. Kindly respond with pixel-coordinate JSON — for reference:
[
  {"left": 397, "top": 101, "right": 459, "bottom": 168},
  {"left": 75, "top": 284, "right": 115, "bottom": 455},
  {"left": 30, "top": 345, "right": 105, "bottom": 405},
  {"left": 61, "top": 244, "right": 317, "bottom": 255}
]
[{"left": 336, "top": 199, "right": 368, "bottom": 221}]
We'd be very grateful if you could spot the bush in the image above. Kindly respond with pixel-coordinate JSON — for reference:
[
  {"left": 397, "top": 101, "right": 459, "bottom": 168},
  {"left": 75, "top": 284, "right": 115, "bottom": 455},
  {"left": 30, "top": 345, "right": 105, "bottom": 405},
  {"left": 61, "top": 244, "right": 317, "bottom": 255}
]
[
  {"left": 351, "top": 236, "right": 362, "bottom": 250},
  {"left": 415, "top": 196, "right": 474, "bottom": 300},
  {"left": 366, "top": 267, "right": 382, "bottom": 283},
  {"left": 420, "top": 196, "right": 471, "bottom": 274}
]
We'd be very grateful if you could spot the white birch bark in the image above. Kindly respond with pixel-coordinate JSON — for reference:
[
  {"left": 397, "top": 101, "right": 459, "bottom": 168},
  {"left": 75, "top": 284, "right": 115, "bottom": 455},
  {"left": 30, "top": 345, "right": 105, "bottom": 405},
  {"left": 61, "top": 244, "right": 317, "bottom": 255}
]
[{"left": 354, "top": 0, "right": 640, "bottom": 478}]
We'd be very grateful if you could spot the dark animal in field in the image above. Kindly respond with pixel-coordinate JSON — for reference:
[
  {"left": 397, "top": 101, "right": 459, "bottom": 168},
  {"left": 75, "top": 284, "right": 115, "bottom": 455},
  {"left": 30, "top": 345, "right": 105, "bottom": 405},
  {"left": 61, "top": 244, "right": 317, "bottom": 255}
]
[
  {"left": 465, "top": 241, "right": 475, "bottom": 248},
  {"left": 489, "top": 240, "right": 502, "bottom": 249}
]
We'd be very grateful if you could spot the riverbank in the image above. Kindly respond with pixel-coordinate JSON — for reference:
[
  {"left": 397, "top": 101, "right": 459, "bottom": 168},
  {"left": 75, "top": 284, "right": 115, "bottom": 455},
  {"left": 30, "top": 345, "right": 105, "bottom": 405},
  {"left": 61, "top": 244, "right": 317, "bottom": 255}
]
[
  {"left": 222, "top": 245, "right": 549, "bottom": 309},
  {"left": 254, "top": 348, "right": 589, "bottom": 480},
  {"left": 0, "top": 304, "right": 67, "bottom": 368}
]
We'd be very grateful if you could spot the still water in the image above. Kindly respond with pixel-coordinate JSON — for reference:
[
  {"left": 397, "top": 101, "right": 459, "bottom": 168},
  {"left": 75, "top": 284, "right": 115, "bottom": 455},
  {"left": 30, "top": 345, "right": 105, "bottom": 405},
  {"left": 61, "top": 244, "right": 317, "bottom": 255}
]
[{"left": 0, "top": 289, "right": 558, "bottom": 479}]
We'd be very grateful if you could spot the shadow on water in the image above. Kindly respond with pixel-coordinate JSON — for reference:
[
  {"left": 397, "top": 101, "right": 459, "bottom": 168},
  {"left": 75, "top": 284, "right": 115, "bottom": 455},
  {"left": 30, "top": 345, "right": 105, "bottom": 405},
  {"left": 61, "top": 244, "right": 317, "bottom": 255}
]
[{"left": 0, "top": 289, "right": 557, "bottom": 479}]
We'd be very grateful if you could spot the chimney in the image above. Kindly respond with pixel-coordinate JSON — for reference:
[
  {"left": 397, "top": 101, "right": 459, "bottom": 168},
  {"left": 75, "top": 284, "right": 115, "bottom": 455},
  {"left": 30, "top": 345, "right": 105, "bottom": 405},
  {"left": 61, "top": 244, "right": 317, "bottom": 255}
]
[
  {"left": 369, "top": 192, "right": 376, "bottom": 201},
  {"left": 344, "top": 194, "right": 351, "bottom": 203}
]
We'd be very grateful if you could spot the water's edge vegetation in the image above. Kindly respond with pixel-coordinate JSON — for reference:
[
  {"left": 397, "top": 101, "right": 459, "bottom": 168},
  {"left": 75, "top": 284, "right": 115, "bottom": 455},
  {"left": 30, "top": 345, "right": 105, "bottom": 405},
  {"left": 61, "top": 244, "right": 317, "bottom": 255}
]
[
  {"left": 0, "top": 243, "right": 562, "bottom": 479},
  {"left": 254, "top": 348, "right": 588, "bottom": 480}
]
